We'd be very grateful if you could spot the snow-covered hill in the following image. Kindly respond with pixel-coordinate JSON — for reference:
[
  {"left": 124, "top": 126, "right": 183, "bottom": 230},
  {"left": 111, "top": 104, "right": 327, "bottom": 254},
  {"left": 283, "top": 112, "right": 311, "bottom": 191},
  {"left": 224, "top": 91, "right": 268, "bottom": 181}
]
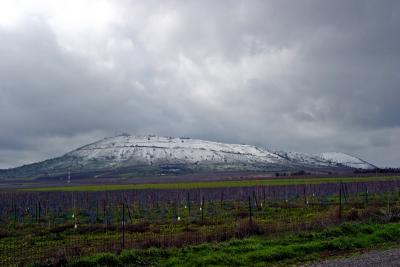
[
  {"left": 275, "top": 151, "right": 376, "bottom": 170},
  {"left": 315, "top": 152, "right": 376, "bottom": 170},
  {"left": 68, "top": 135, "right": 284, "bottom": 167},
  {"left": 0, "top": 135, "right": 377, "bottom": 179}
]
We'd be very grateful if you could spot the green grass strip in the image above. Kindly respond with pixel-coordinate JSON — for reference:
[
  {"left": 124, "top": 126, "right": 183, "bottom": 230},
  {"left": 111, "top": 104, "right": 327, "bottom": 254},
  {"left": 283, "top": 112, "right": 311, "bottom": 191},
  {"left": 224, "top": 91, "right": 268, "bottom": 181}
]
[
  {"left": 22, "top": 176, "right": 400, "bottom": 192},
  {"left": 61, "top": 222, "right": 400, "bottom": 267}
]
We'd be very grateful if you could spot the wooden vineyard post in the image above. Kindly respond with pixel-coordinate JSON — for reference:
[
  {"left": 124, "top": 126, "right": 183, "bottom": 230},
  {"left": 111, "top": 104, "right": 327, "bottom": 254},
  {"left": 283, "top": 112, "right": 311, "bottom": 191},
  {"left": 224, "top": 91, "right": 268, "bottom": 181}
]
[
  {"left": 122, "top": 203, "right": 125, "bottom": 249},
  {"left": 103, "top": 199, "right": 107, "bottom": 229},
  {"left": 13, "top": 202, "right": 16, "bottom": 228},
  {"left": 304, "top": 186, "right": 307, "bottom": 208},
  {"left": 124, "top": 200, "right": 133, "bottom": 224},
  {"left": 38, "top": 202, "right": 41, "bottom": 223},
  {"left": 339, "top": 183, "right": 342, "bottom": 220},
  {"left": 248, "top": 196, "right": 253, "bottom": 223},
  {"left": 365, "top": 185, "right": 369, "bottom": 205},
  {"left": 96, "top": 200, "right": 99, "bottom": 223},
  {"left": 35, "top": 202, "right": 37, "bottom": 223},
  {"left": 284, "top": 187, "right": 289, "bottom": 209},
  {"left": 387, "top": 192, "right": 391, "bottom": 216},
  {"left": 173, "top": 201, "right": 177, "bottom": 222},
  {"left": 262, "top": 186, "right": 266, "bottom": 207},
  {"left": 36, "top": 202, "right": 38, "bottom": 223},
  {"left": 156, "top": 194, "right": 159, "bottom": 210},
  {"left": 187, "top": 192, "right": 191, "bottom": 220},
  {"left": 201, "top": 196, "right": 205, "bottom": 224},
  {"left": 253, "top": 191, "right": 259, "bottom": 210}
]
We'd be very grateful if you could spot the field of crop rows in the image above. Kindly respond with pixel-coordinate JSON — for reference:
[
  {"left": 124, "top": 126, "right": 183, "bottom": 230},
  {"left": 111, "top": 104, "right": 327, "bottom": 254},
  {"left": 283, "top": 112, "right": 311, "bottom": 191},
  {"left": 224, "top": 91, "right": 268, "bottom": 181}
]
[{"left": 1, "top": 178, "right": 400, "bottom": 266}]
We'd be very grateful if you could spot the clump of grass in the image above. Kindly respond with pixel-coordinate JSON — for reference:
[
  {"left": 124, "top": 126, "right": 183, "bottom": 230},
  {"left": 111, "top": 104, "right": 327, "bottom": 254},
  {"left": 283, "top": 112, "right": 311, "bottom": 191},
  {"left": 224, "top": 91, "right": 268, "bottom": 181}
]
[
  {"left": 62, "top": 222, "right": 400, "bottom": 267},
  {"left": 68, "top": 253, "right": 120, "bottom": 267},
  {"left": 235, "top": 219, "right": 264, "bottom": 238},
  {"left": 65, "top": 249, "right": 170, "bottom": 267}
]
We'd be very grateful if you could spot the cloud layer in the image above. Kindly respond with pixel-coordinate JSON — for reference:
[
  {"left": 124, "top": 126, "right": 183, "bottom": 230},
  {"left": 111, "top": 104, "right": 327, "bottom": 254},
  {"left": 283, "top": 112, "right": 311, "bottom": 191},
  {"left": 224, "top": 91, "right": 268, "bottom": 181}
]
[{"left": 1, "top": 0, "right": 400, "bottom": 168}]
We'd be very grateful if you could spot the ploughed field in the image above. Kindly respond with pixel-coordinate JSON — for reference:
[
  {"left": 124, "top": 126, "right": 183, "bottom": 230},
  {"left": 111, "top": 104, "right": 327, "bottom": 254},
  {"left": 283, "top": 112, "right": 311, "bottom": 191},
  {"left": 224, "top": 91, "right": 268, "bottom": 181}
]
[{"left": 1, "top": 176, "right": 400, "bottom": 266}]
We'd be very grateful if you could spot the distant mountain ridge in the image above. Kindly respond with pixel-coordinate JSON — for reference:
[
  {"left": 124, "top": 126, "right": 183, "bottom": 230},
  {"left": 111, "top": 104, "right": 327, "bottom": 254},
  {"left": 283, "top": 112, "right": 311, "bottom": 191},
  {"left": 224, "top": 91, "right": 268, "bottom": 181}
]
[{"left": 0, "top": 135, "right": 376, "bottom": 179}]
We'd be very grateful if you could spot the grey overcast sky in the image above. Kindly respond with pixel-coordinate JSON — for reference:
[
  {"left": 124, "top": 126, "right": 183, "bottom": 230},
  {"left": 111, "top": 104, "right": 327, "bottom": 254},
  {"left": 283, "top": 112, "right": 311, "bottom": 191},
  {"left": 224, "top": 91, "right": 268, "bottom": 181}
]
[{"left": 0, "top": 0, "right": 399, "bottom": 168}]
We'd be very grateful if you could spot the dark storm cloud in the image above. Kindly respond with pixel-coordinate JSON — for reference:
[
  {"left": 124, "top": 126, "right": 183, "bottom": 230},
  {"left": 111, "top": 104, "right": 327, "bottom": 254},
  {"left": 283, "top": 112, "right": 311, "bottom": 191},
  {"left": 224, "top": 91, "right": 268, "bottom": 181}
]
[{"left": 0, "top": 0, "right": 400, "bottom": 168}]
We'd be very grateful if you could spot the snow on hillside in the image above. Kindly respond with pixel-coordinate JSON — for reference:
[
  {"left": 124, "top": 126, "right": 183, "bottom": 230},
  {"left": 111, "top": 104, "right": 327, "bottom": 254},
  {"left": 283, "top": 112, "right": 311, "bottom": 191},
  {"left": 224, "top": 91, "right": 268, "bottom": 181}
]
[
  {"left": 0, "top": 135, "right": 376, "bottom": 179},
  {"left": 275, "top": 151, "right": 334, "bottom": 167},
  {"left": 275, "top": 150, "right": 376, "bottom": 170},
  {"left": 315, "top": 152, "right": 376, "bottom": 170},
  {"left": 67, "top": 135, "right": 284, "bottom": 167},
  {"left": 64, "top": 135, "right": 376, "bottom": 170}
]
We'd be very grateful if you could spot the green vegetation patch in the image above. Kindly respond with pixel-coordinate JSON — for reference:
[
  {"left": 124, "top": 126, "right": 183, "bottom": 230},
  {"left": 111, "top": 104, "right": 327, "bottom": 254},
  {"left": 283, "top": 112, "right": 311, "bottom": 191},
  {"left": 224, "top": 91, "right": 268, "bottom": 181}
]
[
  {"left": 60, "top": 222, "right": 400, "bottom": 267},
  {"left": 23, "top": 176, "right": 400, "bottom": 191}
]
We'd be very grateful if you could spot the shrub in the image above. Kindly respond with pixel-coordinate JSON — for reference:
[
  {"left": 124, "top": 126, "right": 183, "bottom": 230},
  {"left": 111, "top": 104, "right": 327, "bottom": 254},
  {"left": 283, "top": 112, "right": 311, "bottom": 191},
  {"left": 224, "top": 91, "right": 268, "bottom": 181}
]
[
  {"left": 94, "top": 253, "right": 121, "bottom": 266},
  {"left": 119, "top": 250, "right": 147, "bottom": 266},
  {"left": 68, "top": 253, "right": 121, "bottom": 267},
  {"left": 67, "top": 257, "right": 97, "bottom": 267},
  {"left": 126, "top": 221, "right": 150, "bottom": 233},
  {"left": 345, "top": 208, "right": 360, "bottom": 221},
  {"left": 235, "top": 220, "right": 264, "bottom": 238}
]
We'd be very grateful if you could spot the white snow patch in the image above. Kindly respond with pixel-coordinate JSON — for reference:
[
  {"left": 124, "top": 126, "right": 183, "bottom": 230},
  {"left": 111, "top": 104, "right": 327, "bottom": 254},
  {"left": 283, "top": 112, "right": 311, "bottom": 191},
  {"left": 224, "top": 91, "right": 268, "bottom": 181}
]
[{"left": 315, "top": 152, "right": 376, "bottom": 170}]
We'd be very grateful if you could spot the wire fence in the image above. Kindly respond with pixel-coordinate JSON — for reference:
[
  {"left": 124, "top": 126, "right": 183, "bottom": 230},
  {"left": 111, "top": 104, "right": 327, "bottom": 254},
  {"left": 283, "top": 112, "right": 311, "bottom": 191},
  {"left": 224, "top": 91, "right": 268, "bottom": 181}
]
[{"left": 1, "top": 181, "right": 400, "bottom": 266}]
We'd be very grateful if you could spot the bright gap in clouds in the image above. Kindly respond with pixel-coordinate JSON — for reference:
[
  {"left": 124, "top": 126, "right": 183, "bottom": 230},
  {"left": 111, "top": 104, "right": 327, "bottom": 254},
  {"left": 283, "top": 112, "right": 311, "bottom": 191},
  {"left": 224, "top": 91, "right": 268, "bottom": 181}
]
[
  {"left": 0, "top": 1, "right": 28, "bottom": 27},
  {"left": 0, "top": 0, "right": 116, "bottom": 32},
  {"left": 47, "top": 0, "right": 115, "bottom": 33}
]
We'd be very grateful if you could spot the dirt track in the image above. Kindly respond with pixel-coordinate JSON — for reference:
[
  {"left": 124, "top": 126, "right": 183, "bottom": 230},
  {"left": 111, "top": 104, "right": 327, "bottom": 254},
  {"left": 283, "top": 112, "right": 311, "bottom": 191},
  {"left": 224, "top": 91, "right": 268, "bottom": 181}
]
[{"left": 308, "top": 248, "right": 400, "bottom": 267}]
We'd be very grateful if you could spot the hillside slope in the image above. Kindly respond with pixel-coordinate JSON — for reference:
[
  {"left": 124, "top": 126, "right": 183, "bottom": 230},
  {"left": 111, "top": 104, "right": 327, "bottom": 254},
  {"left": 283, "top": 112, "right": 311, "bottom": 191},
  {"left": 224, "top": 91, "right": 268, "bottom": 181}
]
[{"left": 0, "top": 135, "right": 376, "bottom": 179}]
